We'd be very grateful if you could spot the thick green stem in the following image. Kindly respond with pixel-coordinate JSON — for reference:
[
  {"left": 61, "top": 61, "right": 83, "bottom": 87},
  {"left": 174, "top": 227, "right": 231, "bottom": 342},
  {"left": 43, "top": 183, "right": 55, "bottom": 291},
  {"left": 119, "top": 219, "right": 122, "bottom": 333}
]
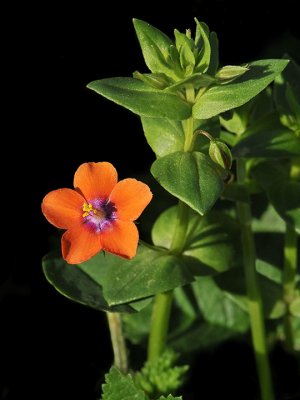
[
  {"left": 147, "top": 87, "right": 194, "bottom": 362},
  {"left": 106, "top": 312, "right": 128, "bottom": 373},
  {"left": 236, "top": 158, "right": 274, "bottom": 400},
  {"left": 147, "top": 201, "right": 190, "bottom": 362},
  {"left": 147, "top": 290, "right": 174, "bottom": 362},
  {"left": 282, "top": 161, "right": 299, "bottom": 351}
]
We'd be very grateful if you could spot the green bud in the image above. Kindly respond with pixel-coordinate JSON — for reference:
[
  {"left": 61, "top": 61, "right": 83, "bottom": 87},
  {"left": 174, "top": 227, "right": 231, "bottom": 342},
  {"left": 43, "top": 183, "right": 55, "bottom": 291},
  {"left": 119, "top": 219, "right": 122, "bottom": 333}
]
[
  {"left": 209, "top": 140, "right": 232, "bottom": 169},
  {"left": 215, "top": 65, "right": 249, "bottom": 82},
  {"left": 132, "top": 71, "right": 170, "bottom": 89}
]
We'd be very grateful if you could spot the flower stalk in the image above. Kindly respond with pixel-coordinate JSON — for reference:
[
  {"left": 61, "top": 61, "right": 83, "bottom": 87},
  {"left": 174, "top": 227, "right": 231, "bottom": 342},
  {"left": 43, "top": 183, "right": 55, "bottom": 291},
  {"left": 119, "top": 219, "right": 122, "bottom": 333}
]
[{"left": 107, "top": 312, "right": 128, "bottom": 373}]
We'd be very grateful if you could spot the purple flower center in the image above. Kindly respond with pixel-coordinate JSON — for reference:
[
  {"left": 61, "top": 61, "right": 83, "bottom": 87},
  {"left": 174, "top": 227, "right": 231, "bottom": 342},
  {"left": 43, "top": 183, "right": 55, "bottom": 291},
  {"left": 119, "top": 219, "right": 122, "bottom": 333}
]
[{"left": 82, "top": 198, "right": 117, "bottom": 233}]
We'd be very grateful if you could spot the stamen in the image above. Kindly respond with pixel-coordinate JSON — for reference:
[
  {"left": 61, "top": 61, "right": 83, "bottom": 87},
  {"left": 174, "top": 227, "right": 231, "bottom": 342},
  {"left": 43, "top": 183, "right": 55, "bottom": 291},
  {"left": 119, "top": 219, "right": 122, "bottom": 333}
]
[{"left": 82, "top": 203, "right": 96, "bottom": 217}]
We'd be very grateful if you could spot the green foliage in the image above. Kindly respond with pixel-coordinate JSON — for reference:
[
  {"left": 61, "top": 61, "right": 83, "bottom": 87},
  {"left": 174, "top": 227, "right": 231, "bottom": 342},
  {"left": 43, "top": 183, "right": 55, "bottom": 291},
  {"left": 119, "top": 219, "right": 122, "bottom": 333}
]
[
  {"left": 43, "top": 243, "right": 206, "bottom": 311},
  {"left": 87, "top": 78, "right": 191, "bottom": 120},
  {"left": 134, "top": 349, "right": 188, "bottom": 398},
  {"left": 101, "top": 367, "right": 148, "bottom": 400},
  {"left": 193, "top": 59, "right": 289, "bottom": 119},
  {"left": 274, "top": 56, "right": 300, "bottom": 134},
  {"left": 133, "top": 19, "right": 179, "bottom": 80},
  {"left": 151, "top": 151, "right": 227, "bottom": 215},
  {"left": 101, "top": 367, "right": 182, "bottom": 400},
  {"left": 251, "top": 161, "right": 300, "bottom": 233},
  {"left": 152, "top": 206, "right": 241, "bottom": 273}
]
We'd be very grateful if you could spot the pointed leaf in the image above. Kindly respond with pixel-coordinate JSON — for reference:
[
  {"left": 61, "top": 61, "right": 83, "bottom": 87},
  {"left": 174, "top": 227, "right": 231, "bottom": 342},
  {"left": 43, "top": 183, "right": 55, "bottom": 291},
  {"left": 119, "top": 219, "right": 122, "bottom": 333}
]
[
  {"left": 133, "top": 19, "right": 176, "bottom": 79},
  {"left": 194, "top": 19, "right": 211, "bottom": 73},
  {"left": 193, "top": 59, "right": 289, "bottom": 119},
  {"left": 87, "top": 77, "right": 191, "bottom": 120},
  {"left": 151, "top": 151, "right": 227, "bottom": 215}
]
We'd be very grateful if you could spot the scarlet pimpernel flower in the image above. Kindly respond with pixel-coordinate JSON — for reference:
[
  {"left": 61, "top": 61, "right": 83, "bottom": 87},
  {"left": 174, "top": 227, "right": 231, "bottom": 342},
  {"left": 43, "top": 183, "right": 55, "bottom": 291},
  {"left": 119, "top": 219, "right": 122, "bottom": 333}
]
[{"left": 42, "top": 162, "right": 152, "bottom": 264}]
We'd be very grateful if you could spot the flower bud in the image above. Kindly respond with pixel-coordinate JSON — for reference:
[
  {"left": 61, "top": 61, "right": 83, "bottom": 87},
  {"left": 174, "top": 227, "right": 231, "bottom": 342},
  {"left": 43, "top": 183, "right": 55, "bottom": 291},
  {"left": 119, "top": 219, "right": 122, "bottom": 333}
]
[
  {"left": 215, "top": 65, "right": 249, "bottom": 82},
  {"left": 209, "top": 140, "right": 232, "bottom": 170}
]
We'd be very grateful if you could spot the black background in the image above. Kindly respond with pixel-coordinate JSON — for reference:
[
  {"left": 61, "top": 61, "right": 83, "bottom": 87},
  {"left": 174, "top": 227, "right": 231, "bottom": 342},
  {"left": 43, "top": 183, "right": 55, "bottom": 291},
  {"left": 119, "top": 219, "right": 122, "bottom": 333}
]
[{"left": 3, "top": 1, "right": 300, "bottom": 399}]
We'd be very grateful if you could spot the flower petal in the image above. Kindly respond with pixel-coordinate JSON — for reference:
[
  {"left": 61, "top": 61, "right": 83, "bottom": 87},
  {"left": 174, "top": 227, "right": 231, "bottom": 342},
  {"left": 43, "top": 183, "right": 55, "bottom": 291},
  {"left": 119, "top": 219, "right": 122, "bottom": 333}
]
[
  {"left": 62, "top": 225, "right": 102, "bottom": 264},
  {"left": 110, "top": 179, "right": 153, "bottom": 221},
  {"left": 100, "top": 220, "right": 139, "bottom": 259},
  {"left": 42, "top": 188, "right": 84, "bottom": 229},
  {"left": 74, "top": 162, "right": 118, "bottom": 201}
]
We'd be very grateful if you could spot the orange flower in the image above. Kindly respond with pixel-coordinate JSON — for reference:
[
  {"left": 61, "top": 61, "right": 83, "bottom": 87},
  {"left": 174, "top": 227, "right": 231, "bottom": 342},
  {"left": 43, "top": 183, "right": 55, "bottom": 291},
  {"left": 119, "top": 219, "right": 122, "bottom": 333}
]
[{"left": 42, "top": 162, "right": 152, "bottom": 264}]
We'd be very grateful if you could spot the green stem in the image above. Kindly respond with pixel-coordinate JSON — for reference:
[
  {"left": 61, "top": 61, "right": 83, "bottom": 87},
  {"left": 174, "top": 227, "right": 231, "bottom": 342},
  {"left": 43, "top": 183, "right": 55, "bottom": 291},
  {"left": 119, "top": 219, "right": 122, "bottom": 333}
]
[
  {"left": 147, "top": 290, "right": 174, "bottom": 362},
  {"left": 282, "top": 225, "right": 298, "bottom": 352},
  {"left": 183, "top": 85, "right": 195, "bottom": 151},
  {"left": 147, "top": 87, "right": 195, "bottom": 362},
  {"left": 147, "top": 201, "right": 190, "bottom": 362},
  {"left": 106, "top": 312, "right": 128, "bottom": 373},
  {"left": 282, "top": 161, "right": 299, "bottom": 351},
  {"left": 236, "top": 158, "right": 274, "bottom": 400}
]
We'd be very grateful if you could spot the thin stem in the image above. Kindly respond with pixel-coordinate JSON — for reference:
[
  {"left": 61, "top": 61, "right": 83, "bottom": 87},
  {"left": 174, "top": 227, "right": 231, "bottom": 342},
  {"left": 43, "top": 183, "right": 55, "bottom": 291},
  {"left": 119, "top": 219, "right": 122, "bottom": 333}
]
[
  {"left": 183, "top": 85, "right": 195, "bottom": 151},
  {"left": 282, "top": 160, "right": 299, "bottom": 351},
  {"left": 106, "top": 312, "right": 128, "bottom": 373},
  {"left": 236, "top": 158, "right": 274, "bottom": 400}
]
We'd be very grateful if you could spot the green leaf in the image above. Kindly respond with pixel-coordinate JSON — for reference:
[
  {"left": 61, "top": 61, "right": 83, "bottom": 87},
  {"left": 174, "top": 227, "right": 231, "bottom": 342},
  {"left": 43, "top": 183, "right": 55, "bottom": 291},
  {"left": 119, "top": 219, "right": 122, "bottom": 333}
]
[
  {"left": 83, "top": 244, "right": 195, "bottom": 306},
  {"left": 232, "top": 127, "right": 300, "bottom": 158},
  {"left": 101, "top": 367, "right": 148, "bottom": 400},
  {"left": 141, "top": 118, "right": 185, "bottom": 158},
  {"left": 252, "top": 162, "right": 300, "bottom": 232},
  {"left": 133, "top": 19, "right": 176, "bottom": 79},
  {"left": 193, "top": 59, "right": 289, "bottom": 119},
  {"left": 43, "top": 242, "right": 199, "bottom": 310},
  {"left": 192, "top": 276, "right": 250, "bottom": 332},
  {"left": 289, "top": 297, "right": 300, "bottom": 317},
  {"left": 152, "top": 207, "right": 241, "bottom": 273},
  {"left": 194, "top": 19, "right": 211, "bottom": 73},
  {"left": 215, "top": 260, "right": 286, "bottom": 319},
  {"left": 87, "top": 78, "right": 191, "bottom": 120},
  {"left": 42, "top": 253, "right": 133, "bottom": 313},
  {"left": 220, "top": 89, "right": 274, "bottom": 136},
  {"left": 274, "top": 57, "right": 300, "bottom": 131},
  {"left": 158, "top": 395, "right": 182, "bottom": 400},
  {"left": 252, "top": 204, "right": 285, "bottom": 233},
  {"left": 134, "top": 349, "right": 188, "bottom": 398},
  {"left": 170, "top": 321, "right": 242, "bottom": 353},
  {"left": 151, "top": 151, "right": 227, "bottom": 215},
  {"left": 174, "top": 29, "right": 195, "bottom": 73}
]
